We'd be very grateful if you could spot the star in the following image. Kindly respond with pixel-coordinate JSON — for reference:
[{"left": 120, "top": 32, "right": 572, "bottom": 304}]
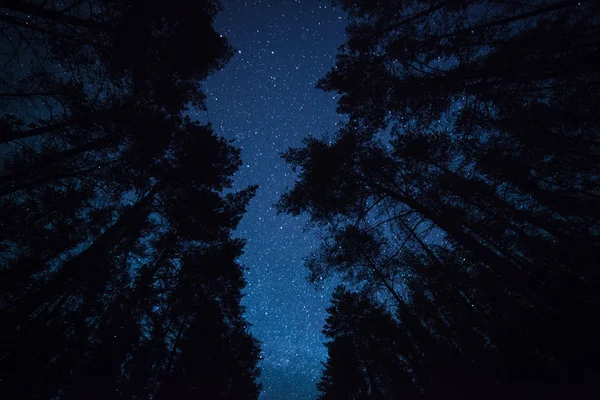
[{"left": 200, "top": 1, "right": 347, "bottom": 398}]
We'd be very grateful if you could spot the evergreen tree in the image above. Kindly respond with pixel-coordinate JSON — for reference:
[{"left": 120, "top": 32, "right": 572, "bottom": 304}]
[
  {"left": 1, "top": 1, "right": 261, "bottom": 398},
  {"left": 318, "top": 286, "right": 419, "bottom": 400},
  {"left": 279, "top": 0, "right": 600, "bottom": 397}
]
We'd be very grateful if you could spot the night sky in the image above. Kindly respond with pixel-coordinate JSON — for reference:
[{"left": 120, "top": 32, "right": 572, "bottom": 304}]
[{"left": 190, "top": 1, "right": 347, "bottom": 398}]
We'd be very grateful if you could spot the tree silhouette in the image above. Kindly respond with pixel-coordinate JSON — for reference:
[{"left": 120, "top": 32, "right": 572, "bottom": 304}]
[
  {"left": 1, "top": 1, "right": 261, "bottom": 398},
  {"left": 318, "top": 286, "right": 420, "bottom": 400},
  {"left": 1, "top": 0, "right": 232, "bottom": 126},
  {"left": 279, "top": 0, "right": 600, "bottom": 397}
]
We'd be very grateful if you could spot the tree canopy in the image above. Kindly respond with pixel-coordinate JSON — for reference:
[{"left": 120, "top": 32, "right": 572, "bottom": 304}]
[
  {"left": 278, "top": 0, "right": 600, "bottom": 398},
  {"left": 1, "top": 1, "right": 261, "bottom": 398}
]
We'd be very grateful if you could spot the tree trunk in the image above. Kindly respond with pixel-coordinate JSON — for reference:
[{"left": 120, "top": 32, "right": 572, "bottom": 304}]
[
  {"left": 0, "top": 135, "right": 120, "bottom": 194},
  {"left": 9, "top": 187, "right": 157, "bottom": 329}
]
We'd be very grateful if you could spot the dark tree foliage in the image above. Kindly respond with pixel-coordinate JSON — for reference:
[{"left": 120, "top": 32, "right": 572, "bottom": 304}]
[
  {"left": 278, "top": 0, "right": 600, "bottom": 398},
  {"left": 1, "top": 0, "right": 231, "bottom": 143},
  {"left": 1, "top": 1, "right": 260, "bottom": 399},
  {"left": 318, "top": 286, "right": 419, "bottom": 400}
]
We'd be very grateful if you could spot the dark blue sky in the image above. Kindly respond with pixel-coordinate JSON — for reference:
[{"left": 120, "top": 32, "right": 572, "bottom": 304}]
[{"left": 191, "top": 1, "right": 347, "bottom": 398}]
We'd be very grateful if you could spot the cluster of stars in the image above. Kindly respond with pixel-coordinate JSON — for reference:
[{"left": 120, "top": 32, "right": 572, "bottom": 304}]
[{"left": 196, "top": 1, "right": 347, "bottom": 399}]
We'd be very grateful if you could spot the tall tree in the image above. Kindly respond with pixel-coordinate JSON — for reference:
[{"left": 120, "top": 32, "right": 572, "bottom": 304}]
[
  {"left": 1, "top": 1, "right": 261, "bottom": 398},
  {"left": 1, "top": 117, "right": 261, "bottom": 400},
  {"left": 318, "top": 286, "right": 420, "bottom": 400},
  {"left": 279, "top": 0, "right": 600, "bottom": 397}
]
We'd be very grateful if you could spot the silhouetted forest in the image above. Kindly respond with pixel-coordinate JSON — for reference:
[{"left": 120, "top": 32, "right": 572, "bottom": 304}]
[
  {"left": 1, "top": 1, "right": 260, "bottom": 398},
  {"left": 1, "top": 0, "right": 599, "bottom": 399},
  {"left": 277, "top": 0, "right": 600, "bottom": 399}
]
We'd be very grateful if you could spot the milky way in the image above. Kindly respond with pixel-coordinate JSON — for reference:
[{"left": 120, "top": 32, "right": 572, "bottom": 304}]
[{"left": 190, "top": 1, "right": 347, "bottom": 398}]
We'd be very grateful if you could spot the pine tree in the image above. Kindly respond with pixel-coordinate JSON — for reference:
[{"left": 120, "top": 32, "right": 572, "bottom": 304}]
[
  {"left": 279, "top": 0, "right": 600, "bottom": 397},
  {"left": 318, "top": 286, "right": 419, "bottom": 400},
  {"left": 1, "top": 1, "right": 261, "bottom": 398}
]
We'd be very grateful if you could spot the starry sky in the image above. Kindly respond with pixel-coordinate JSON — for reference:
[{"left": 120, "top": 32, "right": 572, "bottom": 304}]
[{"left": 190, "top": 1, "right": 348, "bottom": 398}]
